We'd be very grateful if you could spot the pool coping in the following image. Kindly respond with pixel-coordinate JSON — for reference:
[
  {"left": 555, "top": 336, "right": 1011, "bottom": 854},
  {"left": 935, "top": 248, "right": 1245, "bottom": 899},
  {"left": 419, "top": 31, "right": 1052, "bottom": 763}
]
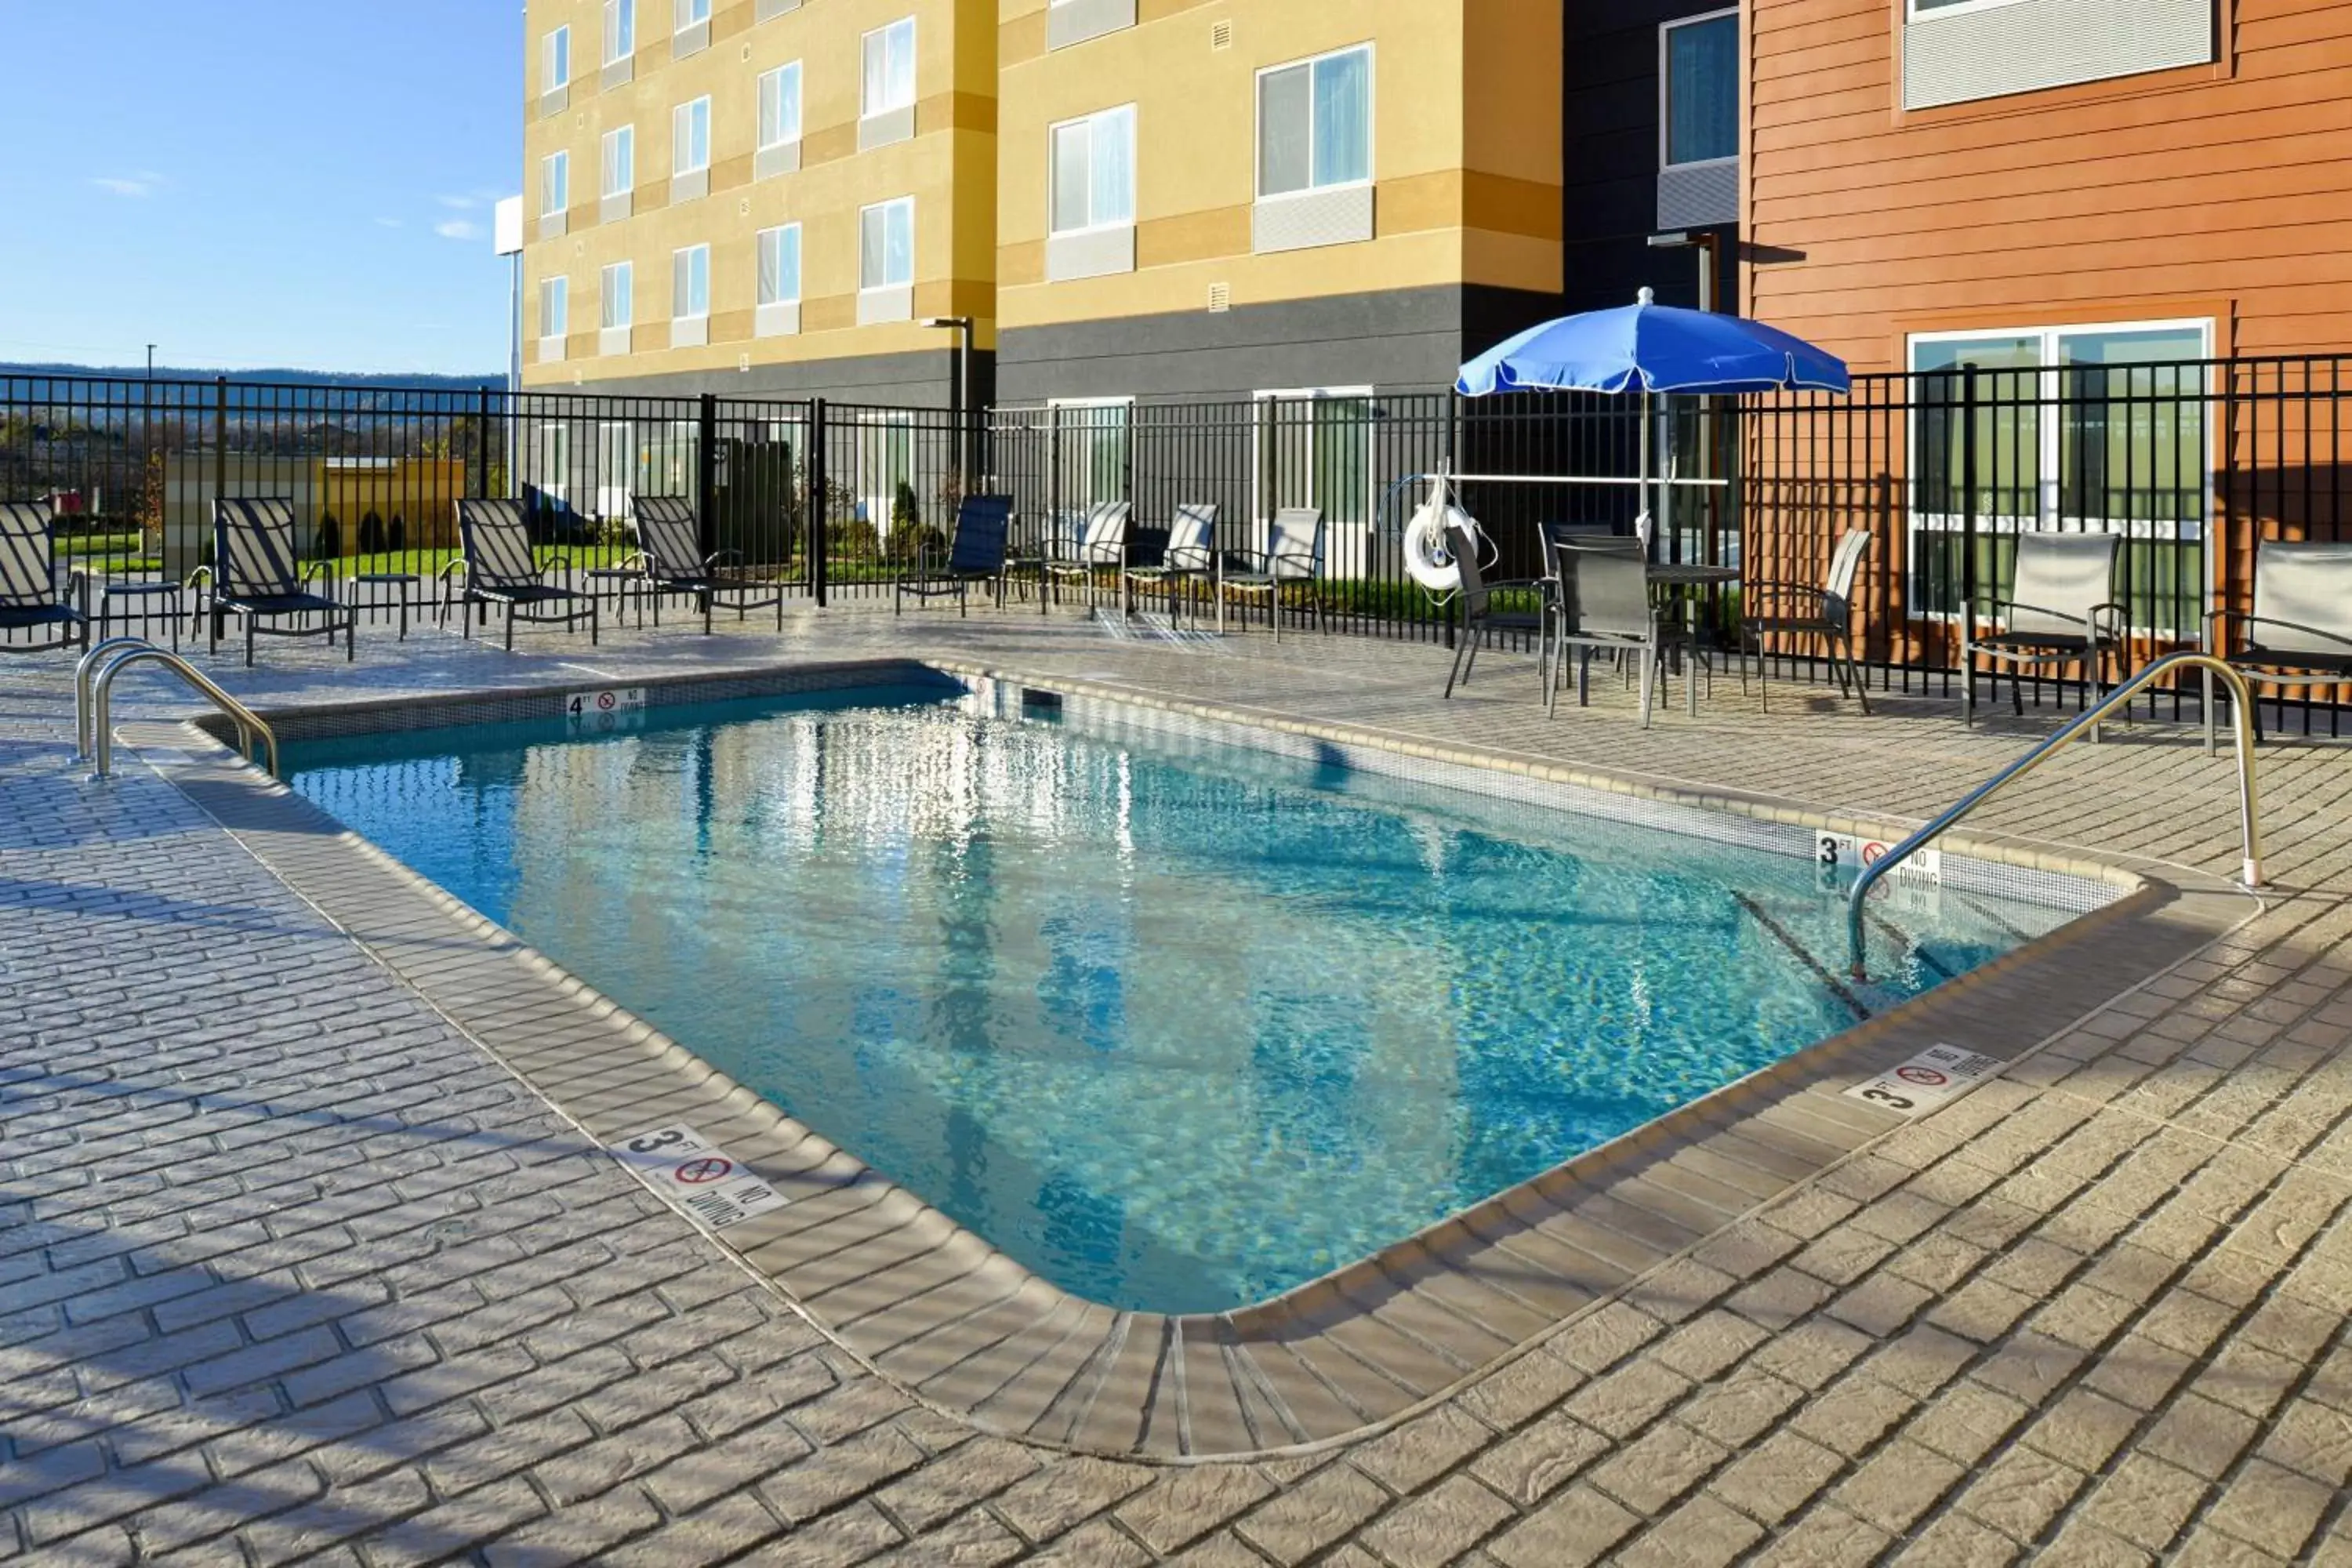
[{"left": 143, "top": 656, "right": 2261, "bottom": 1463}]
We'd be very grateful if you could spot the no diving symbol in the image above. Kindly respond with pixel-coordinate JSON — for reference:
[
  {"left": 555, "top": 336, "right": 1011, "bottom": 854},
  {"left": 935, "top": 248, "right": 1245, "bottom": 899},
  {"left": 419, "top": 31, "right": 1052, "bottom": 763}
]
[
  {"left": 674, "top": 1156, "right": 734, "bottom": 1185},
  {"left": 597, "top": 691, "right": 618, "bottom": 712},
  {"left": 1860, "top": 841, "right": 1892, "bottom": 867},
  {"left": 1895, "top": 1065, "right": 1950, "bottom": 1087}
]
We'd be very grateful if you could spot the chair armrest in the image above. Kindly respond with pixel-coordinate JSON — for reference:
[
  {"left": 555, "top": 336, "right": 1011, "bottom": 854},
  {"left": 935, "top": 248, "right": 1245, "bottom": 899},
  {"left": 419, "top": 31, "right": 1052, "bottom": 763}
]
[
  {"left": 1270, "top": 548, "right": 1320, "bottom": 579},
  {"left": 303, "top": 560, "right": 337, "bottom": 592},
  {"left": 2089, "top": 601, "right": 2129, "bottom": 641},
  {"left": 2209, "top": 610, "right": 2352, "bottom": 657},
  {"left": 183, "top": 564, "right": 213, "bottom": 590},
  {"left": 67, "top": 569, "right": 87, "bottom": 612},
  {"left": 705, "top": 548, "right": 744, "bottom": 571},
  {"left": 1741, "top": 582, "right": 1831, "bottom": 611},
  {"left": 437, "top": 558, "right": 470, "bottom": 586},
  {"left": 1979, "top": 597, "right": 2096, "bottom": 637}
]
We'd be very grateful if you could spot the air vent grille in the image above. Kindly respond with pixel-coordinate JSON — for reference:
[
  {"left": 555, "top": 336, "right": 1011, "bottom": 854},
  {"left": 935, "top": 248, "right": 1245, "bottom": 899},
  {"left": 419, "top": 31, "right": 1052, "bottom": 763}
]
[
  {"left": 1210, "top": 19, "right": 1234, "bottom": 50},
  {"left": 1207, "top": 282, "right": 1232, "bottom": 314}
]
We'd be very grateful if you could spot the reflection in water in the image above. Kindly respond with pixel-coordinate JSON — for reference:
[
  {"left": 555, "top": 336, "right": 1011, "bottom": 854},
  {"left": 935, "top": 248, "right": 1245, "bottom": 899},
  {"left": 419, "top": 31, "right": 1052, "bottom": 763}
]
[{"left": 291, "top": 689, "right": 2067, "bottom": 1312}]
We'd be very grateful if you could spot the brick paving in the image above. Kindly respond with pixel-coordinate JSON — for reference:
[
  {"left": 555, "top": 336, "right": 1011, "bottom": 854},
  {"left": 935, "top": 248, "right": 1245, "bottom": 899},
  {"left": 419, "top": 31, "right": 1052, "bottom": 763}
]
[{"left": 5, "top": 604, "right": 2352, "bottom": 1564}]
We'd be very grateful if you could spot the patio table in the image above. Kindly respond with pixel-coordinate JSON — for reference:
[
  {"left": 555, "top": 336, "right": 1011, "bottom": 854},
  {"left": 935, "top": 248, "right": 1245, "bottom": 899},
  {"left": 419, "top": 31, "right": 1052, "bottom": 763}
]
[
  {"left": 350, "top": 572, "right": 421, "bottom": 641},
  {"left": 97, "top": 580, "right": 183, "bottom": 651},
  {"left": 1648, "top": 562, "right": 1740, "bottom": 716}
]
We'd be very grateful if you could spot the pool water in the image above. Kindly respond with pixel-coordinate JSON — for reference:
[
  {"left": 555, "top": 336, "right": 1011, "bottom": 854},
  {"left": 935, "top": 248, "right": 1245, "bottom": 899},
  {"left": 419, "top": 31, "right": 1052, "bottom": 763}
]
[{"left": 287, "top": 685, "right": 2071, "bottom": 1313}]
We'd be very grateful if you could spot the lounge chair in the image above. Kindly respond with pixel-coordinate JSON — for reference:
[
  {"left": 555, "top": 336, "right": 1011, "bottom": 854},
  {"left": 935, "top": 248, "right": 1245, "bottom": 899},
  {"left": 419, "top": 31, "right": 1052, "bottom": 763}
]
[
  {"left": 1221, "top": 506, "right": 1324, "bottom": 641},
  {"left": 1552, "top": 534, "right": 1671, "bottom": 728},
  {"left": 201, "top": 498, "right": 354, "bottom": 666},
  {"left": 2205, "top": 540, "right": 2352, "bottom": 746},
  {"left": 1041, "top": 501, "right": 1131, "bottom": 613},
  {"left": 1442, "top": 524, "right": 1552, "bottom": 702},
  {"left": 627, "top": 495, "right": 789, "bottom": 633},
  {"left": 1961, "top": 532, "right": 2123, "bottom": 726},
  {"left": 1739, "top": 529, "right": 1872, "bottom": 713},
  {"left": 451, "top": 498, "right": 598, "bottom": 651},
  {"left": 1121, "top": 503, "right": 1220, "bottom": 629},
  {"left": 0, "top": 500, "right": 89, "bottom": 653},
  {"left": 895, "top": 495, "right": 1015, "bottom": 616}
]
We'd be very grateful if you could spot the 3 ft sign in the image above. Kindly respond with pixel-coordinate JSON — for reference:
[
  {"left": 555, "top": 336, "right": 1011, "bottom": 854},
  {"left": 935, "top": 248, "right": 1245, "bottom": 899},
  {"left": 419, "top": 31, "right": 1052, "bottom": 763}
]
[
  {"left": 1816, "top": 831, "right": 1940, "bottom": 886},
  {"left": 1843, "top": 1044, "right": 2002, "bottom": 1117},
  {"left": 567, "top": 687, "right": 647, "bottom": 734}
]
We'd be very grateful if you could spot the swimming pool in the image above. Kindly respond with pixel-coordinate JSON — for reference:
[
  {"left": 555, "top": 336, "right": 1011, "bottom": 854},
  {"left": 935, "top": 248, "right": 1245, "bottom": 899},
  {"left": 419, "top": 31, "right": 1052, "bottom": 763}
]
[{"left": 287, "top": 681, "right": 2079, "bottom": 1314}]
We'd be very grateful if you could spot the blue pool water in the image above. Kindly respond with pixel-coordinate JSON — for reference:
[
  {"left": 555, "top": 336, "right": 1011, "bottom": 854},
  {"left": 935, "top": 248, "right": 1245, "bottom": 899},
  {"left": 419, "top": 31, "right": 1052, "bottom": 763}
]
[{"left": 286, "top": 684, "right": 2070, "bottom": 1313}]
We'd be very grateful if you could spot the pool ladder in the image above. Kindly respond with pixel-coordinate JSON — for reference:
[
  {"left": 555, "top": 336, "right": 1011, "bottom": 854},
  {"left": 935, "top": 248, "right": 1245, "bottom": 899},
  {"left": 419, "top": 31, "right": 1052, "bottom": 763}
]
[
  {"left": 1847, "top": 652, "right": 2263, "bottom": 978},
  {"left": 74, "top": 637, "right": 281, "bottom": 781}
]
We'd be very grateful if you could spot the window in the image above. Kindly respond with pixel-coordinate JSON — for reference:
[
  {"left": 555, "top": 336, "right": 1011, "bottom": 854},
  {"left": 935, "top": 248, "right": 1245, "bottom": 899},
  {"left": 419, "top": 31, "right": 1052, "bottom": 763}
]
[
  {"left": 1661, "top": 11, "right": 1737, "bottom": 169},
  {"left": 860, "top": 197, "right": 913, "bottom": 290},
  {"left": 603, "top": 0, "right": 634, "bottom": 64},
  {"left": 1255, "top": 389, "right": 1372, "bottom": 530},
  {"left": 758, "top": 224, "right": 802, "bottom": 305},
  {"left": 601, "top": 125, "right": 634, "bottom": 198},
  {"left": 759, "top": 62, "right": 803, "bottom": 149},
  {"left": 1052, "top": 400, "right": 1132, "bottom": 511},
  {"left": 677, "top": 0, "right": 711, "bottom": 29},
  {"left": 671, "top": 245, "right": 710, "bottom": 321},
  {"left": 862, "top": 18, "right": 916, "bottom": 118},
  {"left": 540, "top": 276, "right": 569, "bottom": 339},
  {"left": 540, "top": 151, "right": 569, "bottom": 216},
  {"left": 541, "top": 25, "right": 570, "bottom": 91},
  {"left": 673, "top": 96, "right": 711, "bottom": 174},
  {"left": 1908, "top": 320, "right": 2212, "bottom": 629},
  {"left": 1257, "top": 44, "right": 1370, "bottom": 198},
  {"left": 1050, "top": 105, "right": 1135, "bottom": 234},
  {"left": 601, "top": 261, "right": 633, "bottom": 329}
]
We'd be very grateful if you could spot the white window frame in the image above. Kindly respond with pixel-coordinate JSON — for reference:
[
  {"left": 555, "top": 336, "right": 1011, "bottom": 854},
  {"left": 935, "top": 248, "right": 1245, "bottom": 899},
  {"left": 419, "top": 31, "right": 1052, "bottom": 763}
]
[
  {"left": 601, "top": 125, "right": 635, "bottom": 198},
  {"left": 861, "top": 17, "right": 918, "bottom": 118},
  {"left": 1253, "top": 43, "right": 1374, "bottom": 202},
  {"left": 757, "top": 223, "right": 803, "bottom": 306},
  {"left": 758, "top": 60, "right": 804, "bottom": 151},
  {"left": 1657, "top": 8, "right": 1740, "bottom": 173},
  {"left": 671, "top": 244, "right": 711, "bottom": 323},
  {"left": 601, "top": 261, "right": 634, "bottom": 329},
  {"left": 673, "top": 96, "right": 712, "bottom": 176},
  {"left": 1904, "top": 317, "right": 2215, "bottom": 628},
  {"left": 542, "top": 25, "right": 571, "bottom": 91},
  {"left": 603, "top": 0, "right": 635, "bottom": 65},
  {"left": 858, "top": 196, "right": 915, "bottom": 292},
  {"left": 1048, "top": 397, "right": 1134, "bottom": 514},
  {"left": 1250, "top": 385, "right": 1374, "bottom": 539},
  {"left": 1907, "top": 0, "right": 2031, "bottom": 18},
  {"left": 676, "top": 0, "right": 713, "bottom": 31},
  {"left": 539, "top": 275, "right": 569, "bottom": 341},
  {"left": 535, "top": 422, "right": 572, "bottom": 504},
  {"left": 1047, "top": 103, "right": 1137, "bottom": 237},
  {"left": 540, "top": 150, "right": 569, "bottom": 217}
]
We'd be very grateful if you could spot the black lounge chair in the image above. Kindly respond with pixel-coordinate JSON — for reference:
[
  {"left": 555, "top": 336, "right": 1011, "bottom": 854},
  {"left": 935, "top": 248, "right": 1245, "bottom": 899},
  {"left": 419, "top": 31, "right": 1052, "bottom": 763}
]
[
  {"left": 202, "top": 498, "right": 354, "bottom": 666},
  {"left": 452, "top": 499, "right": 598, "bottom": 650},
  {"left": 1961, "top": 532, "right": 2124, "bottom": 727},
  {"left": 0, "top": 500, "right": 90, "bottom": 654},
  {"left": 2205, "top": 541, "right": 2352, "bottom": 745},
  {"left": 895, "top": 495, "right": 1015, "bottom": 616},
  {"left": 1739, "top": 528, "right": 1872, "bottom": 713},
  {"left": 627, "top": 495, "right": 789, "bottom": 633},
  {"left": 1550, "top": 534, "right": 1675, "bottom": 728},
  {"left": 1442, "top": 523, "right": 1552, "bottom": 704}
]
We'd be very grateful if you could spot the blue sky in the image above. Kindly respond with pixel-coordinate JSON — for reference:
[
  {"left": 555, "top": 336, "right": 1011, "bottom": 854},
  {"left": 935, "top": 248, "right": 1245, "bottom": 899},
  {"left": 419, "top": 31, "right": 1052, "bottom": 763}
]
[{"left": 0, "top": 2, "right": 518, "bottom": 376}]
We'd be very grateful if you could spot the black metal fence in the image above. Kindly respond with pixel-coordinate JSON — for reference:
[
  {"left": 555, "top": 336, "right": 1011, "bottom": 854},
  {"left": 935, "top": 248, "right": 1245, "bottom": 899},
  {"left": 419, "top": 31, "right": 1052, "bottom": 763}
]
[{"left": 8, "top": 360, "right": 2349, "bottom": 726}]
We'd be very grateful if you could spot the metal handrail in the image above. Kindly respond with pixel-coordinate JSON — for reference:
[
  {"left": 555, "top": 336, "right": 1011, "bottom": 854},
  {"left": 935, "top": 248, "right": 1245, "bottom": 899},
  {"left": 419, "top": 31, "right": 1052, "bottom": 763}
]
[
  {"left": 74, "top": 636, "right": 153, "bottom": 757},
  {"left": 1848, "top": 652, "right": 2262, "bottom": 978},
  {"left": 85, "top": 644, "right": 281, "bottom": 781}
]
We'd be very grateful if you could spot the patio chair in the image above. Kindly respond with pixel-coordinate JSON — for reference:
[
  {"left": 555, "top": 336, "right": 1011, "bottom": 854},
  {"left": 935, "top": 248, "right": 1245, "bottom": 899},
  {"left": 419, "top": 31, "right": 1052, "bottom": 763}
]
[
  {"left": 2204, "top": 540, "right": 2352, "bottom": 746},
  {"left": 202, "top": 498, "right": 354, "bottom": 666},
  {"left": 895, "top": 494, "right": 1016, "bottom": 616},
  {"left": 1442, "top": 524, "right": 1552, "bottom": 703},
  {"left": 1221, "top": 507, "right": 1325, "bottom": 641},
  {"left": 627, "top": 495, "right": 789, "bottom": 633},
  {"left": 1552, "top": 535, "right": 1671, "bottom": 728},
  {"left": 1961, "top": 532, "right": 2124, "bottom": 727},
  {"left": 0, "top": 500, "right": 89, "bottom": 654},
  {"left": 1738, "top": 529, "right": 1872, "bottom": 714},
  {"left": 1121, "top": 503, "right": 1220, "bottom": 630},
  {"left": 452, "top": 498, "right": 598, "bottom": 651},
  {"left": 1041, "top": 501, "right": 1131, "bottom": 612}
]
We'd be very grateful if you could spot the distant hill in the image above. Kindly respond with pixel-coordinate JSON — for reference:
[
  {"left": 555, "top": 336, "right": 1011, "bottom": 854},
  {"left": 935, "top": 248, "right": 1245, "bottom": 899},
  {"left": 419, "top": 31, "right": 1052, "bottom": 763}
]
[{"left": 1, "top": 362, "right": 501, "bottom": 390}]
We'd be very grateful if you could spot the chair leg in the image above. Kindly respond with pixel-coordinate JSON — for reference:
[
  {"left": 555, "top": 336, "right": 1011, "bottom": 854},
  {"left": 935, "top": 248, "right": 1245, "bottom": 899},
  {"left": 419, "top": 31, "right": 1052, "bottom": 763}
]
[
  {"left": 1960, "top": 637, "right": 1973, "bottom": 726},
  {"left": 1443, "top": 630, "right": 1472, "bottom": 699},
  {"left": 1638, "top": 645, "right": 1656, "bottom": 730},
  {"left": 590, "top": 597, "right": 600, "bottom": 647},
  {"left": 1845, "top": 632, "right": 1870, "bottom": 715},
  {"left": 505, "top": 605, "right": 517, "bottom": 652}
]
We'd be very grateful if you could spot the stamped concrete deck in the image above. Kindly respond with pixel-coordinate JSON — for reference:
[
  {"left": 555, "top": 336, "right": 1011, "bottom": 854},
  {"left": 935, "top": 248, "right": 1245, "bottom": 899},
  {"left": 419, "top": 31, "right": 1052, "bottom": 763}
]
[{"left": 7, "top": 603, "right": 2352, "bottom": 1565}]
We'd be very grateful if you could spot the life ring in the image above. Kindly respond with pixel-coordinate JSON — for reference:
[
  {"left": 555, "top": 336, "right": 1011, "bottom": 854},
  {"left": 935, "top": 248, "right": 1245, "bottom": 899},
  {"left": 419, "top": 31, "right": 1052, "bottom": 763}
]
[{"left": 1403, "top": 488, "right": 1481, "bottom": 593}]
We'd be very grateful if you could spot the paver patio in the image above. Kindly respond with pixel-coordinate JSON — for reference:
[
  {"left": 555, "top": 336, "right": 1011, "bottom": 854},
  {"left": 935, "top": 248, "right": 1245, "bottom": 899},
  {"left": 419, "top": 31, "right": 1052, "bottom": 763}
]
[{"left": 6, "top": 602, "right": 2352, "bottom": 1566}]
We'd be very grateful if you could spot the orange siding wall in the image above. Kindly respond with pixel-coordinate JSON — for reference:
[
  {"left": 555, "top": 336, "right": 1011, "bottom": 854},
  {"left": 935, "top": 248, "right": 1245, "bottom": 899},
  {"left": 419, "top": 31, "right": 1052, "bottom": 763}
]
[{"left": 1744, "top": 0, "right": 2352, "bottom": 371}]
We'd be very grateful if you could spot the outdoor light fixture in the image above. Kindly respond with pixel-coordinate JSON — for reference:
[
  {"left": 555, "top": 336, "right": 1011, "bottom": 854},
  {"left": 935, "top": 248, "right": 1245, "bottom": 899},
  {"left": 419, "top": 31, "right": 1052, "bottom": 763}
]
[{"left": 1647, "top": 229, "right": 1722, "bottom": 313}]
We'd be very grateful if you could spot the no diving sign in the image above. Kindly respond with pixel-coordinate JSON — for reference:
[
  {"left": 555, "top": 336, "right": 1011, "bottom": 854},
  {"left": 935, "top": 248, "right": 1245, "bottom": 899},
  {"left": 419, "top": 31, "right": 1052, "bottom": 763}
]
[
  {"left": 567, "top": 687, "right": 647, "bottom": 735},
  {"left": 1843, "top": 1044, "right": 2002, "bottom": 1117},
  {"left": 608, "top": 1123, "right": 789, "bottom": 1231},
  {"left": 1817, "top": 832, "right": 1940, "bottom": 886}
]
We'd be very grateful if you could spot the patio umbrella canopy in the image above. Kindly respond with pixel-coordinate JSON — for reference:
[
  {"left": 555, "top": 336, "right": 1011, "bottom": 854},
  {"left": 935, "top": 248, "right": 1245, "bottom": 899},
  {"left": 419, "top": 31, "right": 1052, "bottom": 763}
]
[{"left": 1456, "top": 287, "right": 1851, "bottom": 398}]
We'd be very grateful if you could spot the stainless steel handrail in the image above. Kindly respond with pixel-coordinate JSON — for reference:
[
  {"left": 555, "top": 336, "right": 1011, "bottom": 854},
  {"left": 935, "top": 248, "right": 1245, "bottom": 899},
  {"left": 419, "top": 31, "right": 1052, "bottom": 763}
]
[
  {"left": 86, "top": 645, "right": 281, "bottom": 781},
  {"left": 74, "top": 636, "right": 154, "bottom": 758},
  {"left": 1848, "top": 652, "right": 2261, "bottom": 978}
]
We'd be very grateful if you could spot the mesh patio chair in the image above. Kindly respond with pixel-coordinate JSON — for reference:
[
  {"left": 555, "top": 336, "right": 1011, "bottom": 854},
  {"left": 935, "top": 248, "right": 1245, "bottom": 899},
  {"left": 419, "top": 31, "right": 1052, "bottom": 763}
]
[
  {"left": 1221, "top": 507, "right": 1324, "bottom": 641},
  {"left": 1961, "top": 532, "right": 2124, "bottom": 727},
  {"left": 627, "top": 495, "right": 789, "bottom": 633},
  {"left": 1041, "top": 501, "right": 1131, "bottom": 612},
  {"left": 2205, "top": 540, "right": 2352, "bottom": 746},
  {"left": 1121, "top": 503, "right": 1220, "bottom": 630},
  {"left": 1552, "top": 535, "right": 1671, "bottom": 728},
  {"left": 0, "top": 500, "right": 89, "bottom": 654},
  {"left": 895, "top": 495, "right": 1015, "bottom": 616},
  {"left": 201, "top": 498, "right": 354, "bottom": 666},
  {"left": 1739, "top": 529, "right": 1873, "bottom": 713},
  {"left": 1442, "top": 524, "right": 1553, "bottom": 703},
  {"left": 452, "top": 498, "right": 598, "bottom": 651}
]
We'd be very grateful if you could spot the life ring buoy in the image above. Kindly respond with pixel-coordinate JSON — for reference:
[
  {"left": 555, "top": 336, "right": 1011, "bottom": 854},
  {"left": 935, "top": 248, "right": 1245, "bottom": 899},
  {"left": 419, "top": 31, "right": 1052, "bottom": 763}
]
[{"left": 1403, "top": 491, "right": 1481, "bottom": 593}]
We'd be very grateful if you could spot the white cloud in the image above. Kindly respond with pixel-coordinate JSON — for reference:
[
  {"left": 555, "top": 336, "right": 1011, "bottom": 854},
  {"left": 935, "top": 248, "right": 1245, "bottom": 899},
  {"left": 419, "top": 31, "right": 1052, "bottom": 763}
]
[
  {"left": 374, "top": 216, "right": 404, "bottom": 230},
  {"left": 437, "top": 194, "right": 480, "bottom": 211},
  {"left": 93, "top": 172, "right": 165, "bottom": 198},
  {"left": 434, "top": 219, "right": 482, "bottom": 241}
]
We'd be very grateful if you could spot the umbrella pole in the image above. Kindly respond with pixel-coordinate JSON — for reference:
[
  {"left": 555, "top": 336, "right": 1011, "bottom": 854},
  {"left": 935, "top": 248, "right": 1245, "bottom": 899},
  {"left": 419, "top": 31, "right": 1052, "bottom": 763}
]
[{"left": 1637, "top": 388, "right": 1653, "bottom": 556}]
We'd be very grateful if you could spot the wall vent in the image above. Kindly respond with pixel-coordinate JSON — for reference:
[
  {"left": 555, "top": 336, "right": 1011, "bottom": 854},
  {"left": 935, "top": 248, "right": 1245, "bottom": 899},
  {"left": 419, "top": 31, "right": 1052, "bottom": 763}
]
[
  {"left": 1210, "top": 19, "right": 1233, "bottom": 50},
  {"left": 1207, "top": 282, "right": 1232, "bottom": 313},
  {"left": 739, "top": 354, "right": 752, "bottom": 372}
]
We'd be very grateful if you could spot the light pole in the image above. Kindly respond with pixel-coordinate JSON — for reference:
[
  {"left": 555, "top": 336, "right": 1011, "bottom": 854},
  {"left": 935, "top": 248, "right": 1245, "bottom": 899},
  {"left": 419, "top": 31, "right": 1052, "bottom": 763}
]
[{"left": 921, "top": 315, "right": 975, "bottom": 485}]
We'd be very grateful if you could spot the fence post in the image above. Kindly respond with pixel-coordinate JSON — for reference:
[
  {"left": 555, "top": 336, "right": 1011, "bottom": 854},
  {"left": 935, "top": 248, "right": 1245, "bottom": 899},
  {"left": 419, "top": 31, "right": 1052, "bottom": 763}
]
[
  {"left": 696, "top": 392, "right": 719, "bottom": 559},
  {"left": 1959, "top": 362, "right": 1980, "bottom": 688},
  {"left": 810, "top": 398, "right": 828, "bottom": 608},
  {"left": 1443, "top": 392, "right": 1460, "bottom": 650},
  {"left": 212, "top": 376, "right": 228, "bottom": 556},
  {"left": 475, "top": 384, "right": 492, "bottom": 503}
]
